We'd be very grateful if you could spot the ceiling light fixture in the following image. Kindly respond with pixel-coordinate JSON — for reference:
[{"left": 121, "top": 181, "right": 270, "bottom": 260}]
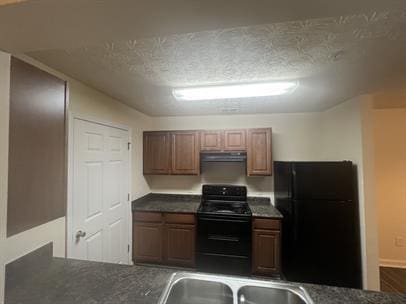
[{"left": 172, "top": 81, "right": 298, "bottom": 101}]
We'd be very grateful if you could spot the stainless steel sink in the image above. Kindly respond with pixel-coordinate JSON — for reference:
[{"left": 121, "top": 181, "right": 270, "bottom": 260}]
[
  {"left": 238, "top": 286, "right": 307, "bottom": 304},
  {"left": 158, "top": 273, "right": 314, "bottom": 304},
  {"left": 164, "top": 278, "right": 233, "bottom": 304}
]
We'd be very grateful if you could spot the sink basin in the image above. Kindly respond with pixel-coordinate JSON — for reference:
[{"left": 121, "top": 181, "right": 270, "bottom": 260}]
[
  {"left": 158, "top": 273, "right": 314, "bottom": 304},
  {"left": 238, "top": 286, "right": 307, "bottom": 304},
  {"left": 165, "top": 278, "right": 233, "bottom": 304}
]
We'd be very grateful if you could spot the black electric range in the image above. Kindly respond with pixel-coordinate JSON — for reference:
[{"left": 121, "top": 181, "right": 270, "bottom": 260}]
[{"left": 196, "top": 185, "right": 252, "bottom": 275}]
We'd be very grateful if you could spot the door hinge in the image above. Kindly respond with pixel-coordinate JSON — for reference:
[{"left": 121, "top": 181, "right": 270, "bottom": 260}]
[
  {"left": 128, "top": 244, "right": 130, "bottom": 253},
  {"left": 128, "top": 193, "right": 130, "bottom": 201},
  {"left": 127, "top": 142, "right": 131, "bottom": 150}
]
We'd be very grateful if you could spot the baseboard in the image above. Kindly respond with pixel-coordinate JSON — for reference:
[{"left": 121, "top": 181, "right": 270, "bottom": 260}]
[{"left": 380, "top": 258, "right": 406, "bottom": 269}]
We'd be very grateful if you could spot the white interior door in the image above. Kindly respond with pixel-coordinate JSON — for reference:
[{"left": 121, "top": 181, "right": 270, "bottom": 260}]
[{"left": 70, "top": 118, "right": 130, "bottom": 264}]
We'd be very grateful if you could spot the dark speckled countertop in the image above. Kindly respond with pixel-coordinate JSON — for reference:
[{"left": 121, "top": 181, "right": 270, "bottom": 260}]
[
  {"left": 6, "top": 256, "right": 406, "bottom": 304},
  {"left": 132, "top": 193, "right": 201, "bottom": 214},
  {"left": 132, "top": 193, "right": 282, "bottom": 218}
]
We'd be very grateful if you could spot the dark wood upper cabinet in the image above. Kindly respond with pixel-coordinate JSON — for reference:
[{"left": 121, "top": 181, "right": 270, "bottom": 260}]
[
  {"left": 200, "top": 130, "right": 223, "bottom": 151},
  {"left": 223, "top": 129, "right": 246, "bottom": 151},
  {"left": 7, "top": 57, "right": 67, "bottom": 237},
  {"left": 143, "top": 128, "right": 272, "bottom": 176},
  {"left": 143, "top": 131, "right": 171, "bottom": 175},
  {"left": 247, "top": 128, "right": 272, "bottom": 176},
  {"left": 171, "top": 131, "right": 200, "bottom": 175}
]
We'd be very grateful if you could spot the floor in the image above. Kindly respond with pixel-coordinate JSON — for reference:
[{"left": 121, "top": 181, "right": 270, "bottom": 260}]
[{"left": 380, "top": 267, "right": 406, "bottom": 294}]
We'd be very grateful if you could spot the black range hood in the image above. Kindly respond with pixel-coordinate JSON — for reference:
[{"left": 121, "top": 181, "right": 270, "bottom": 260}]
[{"left": 200, "top": 152, "right": 247, "bottom": 162}]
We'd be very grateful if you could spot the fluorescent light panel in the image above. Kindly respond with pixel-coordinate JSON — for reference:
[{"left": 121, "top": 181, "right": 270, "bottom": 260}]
[{"left": 173, "top": 81, "right": 298, "bottom": 101}]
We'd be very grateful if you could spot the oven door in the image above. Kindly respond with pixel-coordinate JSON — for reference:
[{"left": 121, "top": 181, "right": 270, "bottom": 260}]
[
  {"left": 197, "top": 214, "right": 252, "bottom": 275},
  {"left": 197, "top": 214, "right": 251, "bottom": 256}
]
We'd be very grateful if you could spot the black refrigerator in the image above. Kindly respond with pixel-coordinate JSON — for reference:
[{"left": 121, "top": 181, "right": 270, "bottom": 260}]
[{"left": 274, "top": 161, "right": 362, "bottom": 289}]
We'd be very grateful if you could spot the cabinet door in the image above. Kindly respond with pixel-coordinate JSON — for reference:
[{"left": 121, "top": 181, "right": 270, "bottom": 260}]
[
  {"left": 252, "top": 229, "right": 280, "bottom": 275},
  {"left": 171, "top": 131, "right": 200, "bottom": 175},
  {"left": 143, "top": 132, "right": 171, "bottom": 174},
  {"left": 247, "top": 128, "right": 272, "bottom": 176},
  {"left": 164, "top": 224, "right": 196, "bottom": 267},
  {"left": 200, "top": 130, "right": 223, "bottom": 151},
  {"left": 223, "top": 129, "right": 246, "bottom": 151},
  {"left": 133, "top": 222, "right": 163, "bottom": 263}
]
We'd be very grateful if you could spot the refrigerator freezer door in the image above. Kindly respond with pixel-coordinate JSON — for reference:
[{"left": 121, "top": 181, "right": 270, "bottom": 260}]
[{"left": 291, "top": 162, "right": 354, "bottom": 201}]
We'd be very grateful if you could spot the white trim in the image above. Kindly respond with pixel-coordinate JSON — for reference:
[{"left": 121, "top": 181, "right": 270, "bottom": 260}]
[
  {"left": 67, "top": 112, "right": 132, "bottom": 265},
  {"left": 380, "top": 259, "right": 406, "bottom": 269}
]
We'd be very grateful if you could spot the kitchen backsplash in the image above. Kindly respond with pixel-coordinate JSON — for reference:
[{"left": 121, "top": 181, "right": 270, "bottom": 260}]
[{"left": 145, "top": 162, "right": 273, "bottom": 199}]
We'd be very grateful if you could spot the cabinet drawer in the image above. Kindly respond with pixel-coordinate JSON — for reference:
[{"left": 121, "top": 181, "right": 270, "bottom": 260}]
[
  {"left": 253, "top": 218, "right": 281, "bottom": 230},
  {"left": 165, "top": 213, "right": 195, "bottom": 225},
  {"left": 134, "top": 212, "right": 162, "bottom": 223}
]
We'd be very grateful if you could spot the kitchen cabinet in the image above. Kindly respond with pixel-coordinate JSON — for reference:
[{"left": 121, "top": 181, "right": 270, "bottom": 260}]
[
  {"left": 144, "top": 128, "right": 272, "bottom": 176},
  {"left": 247, "top": 128, "right": 272, "bottom": 176},
  {"left": 252, "top": 218, "right": 281, "bottom": 276},
  {"left": 133, "top": 212, "right": 196, "bottom": 267},
  {"left": 143, "top": 131, "right": 171, "bottom": 174},
  {"left": 143, "top": 130, "right": 200, "bottom": 175},
  {"left": 200, "top": 130, "right": 223, "bottom": 151},
  {"left": 171, "top": 131, "right": 200, "bottom": 175},
  {"left": 223, "top": 129, "right": 246, "bottom": 151},
  {"left": 164, "top": 224, "right": 196, "bottom": 267},
  {"left": 133, "top": 222, "right": 163, "bottom": 263}
]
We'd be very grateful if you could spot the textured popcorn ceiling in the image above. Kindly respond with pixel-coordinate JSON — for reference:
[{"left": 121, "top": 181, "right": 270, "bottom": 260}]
[{"left": 28, "top": 8, "right": 406, "bottom": 116}]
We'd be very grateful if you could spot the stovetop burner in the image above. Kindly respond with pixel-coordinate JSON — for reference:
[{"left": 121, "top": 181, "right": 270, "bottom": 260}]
[
  {"left": 198, "top": 185, "right": 252, "bottom": 217},
  {"left": 199, "top": 200, "right": 251, "bottom": 215}
]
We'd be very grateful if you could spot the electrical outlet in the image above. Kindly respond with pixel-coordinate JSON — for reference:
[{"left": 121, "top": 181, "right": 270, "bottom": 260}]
[{"left": 395, "top": 236, "right": 404, "bottom": 247}]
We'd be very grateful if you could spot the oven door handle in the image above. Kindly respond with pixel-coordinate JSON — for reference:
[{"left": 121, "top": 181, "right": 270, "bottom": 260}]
[
  {"left": 208, "top": 235, "right": 239, "bottom": 242},
  {"left": 199, "top": 217, "right": 250, "bottom": 224}
]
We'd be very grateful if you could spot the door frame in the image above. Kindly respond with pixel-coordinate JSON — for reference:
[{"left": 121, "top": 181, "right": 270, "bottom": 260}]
[{"left": 67, "top": 112, "right": 132, "bottom": 264}]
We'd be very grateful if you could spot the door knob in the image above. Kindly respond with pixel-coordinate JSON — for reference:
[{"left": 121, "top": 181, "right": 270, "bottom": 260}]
[{"left": 75, "top": 230, "right": 86, "bottom": 239}]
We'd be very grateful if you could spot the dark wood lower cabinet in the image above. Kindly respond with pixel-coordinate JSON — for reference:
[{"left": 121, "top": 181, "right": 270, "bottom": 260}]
[
  {"left": 133, "top": 222, "right": 163, "bottom": 263},
  {"left": 133, "top": 212, "right": 196, "bottom": 267},
  {"left": 164, "top": 224, "right": 196, "bottom": 267},
  {"left": 134, "top": 212, "right": 281, "bottom": 274},
  {"left": 252, "top": 218, "right": 281, "bottom": 276}
]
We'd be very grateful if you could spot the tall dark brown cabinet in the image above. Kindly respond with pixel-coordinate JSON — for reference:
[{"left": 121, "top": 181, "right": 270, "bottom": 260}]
[{"left": 7, "top": 57, "right": 67, "bottom": 236}]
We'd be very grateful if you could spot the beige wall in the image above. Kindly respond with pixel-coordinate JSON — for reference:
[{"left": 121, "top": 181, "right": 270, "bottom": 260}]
[
  {"left": 0, "top": 50, "right": 11, "bottom": 304},
  {"left": 318, "top": 97, "right": 380, "bottom": 290},
  {"left": 148, "top": 113, "right": 321, "bottom": 198},
  {"left": 374, "top": 107, "right": 406, "bottom": 268}
]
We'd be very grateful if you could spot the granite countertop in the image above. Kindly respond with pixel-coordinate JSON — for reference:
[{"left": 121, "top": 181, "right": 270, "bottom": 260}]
[
  {"left": 248, "top": 197, "right": 283, "bottom": 218},
  {"left": 132, "top": 193, "right": 282, "bottom": 219},
  {"left": 6, "top": 256, "right": 406, "bottom": 304},
  {"left": 132, "top": 193, "right": 201, "bottom": 214}
]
